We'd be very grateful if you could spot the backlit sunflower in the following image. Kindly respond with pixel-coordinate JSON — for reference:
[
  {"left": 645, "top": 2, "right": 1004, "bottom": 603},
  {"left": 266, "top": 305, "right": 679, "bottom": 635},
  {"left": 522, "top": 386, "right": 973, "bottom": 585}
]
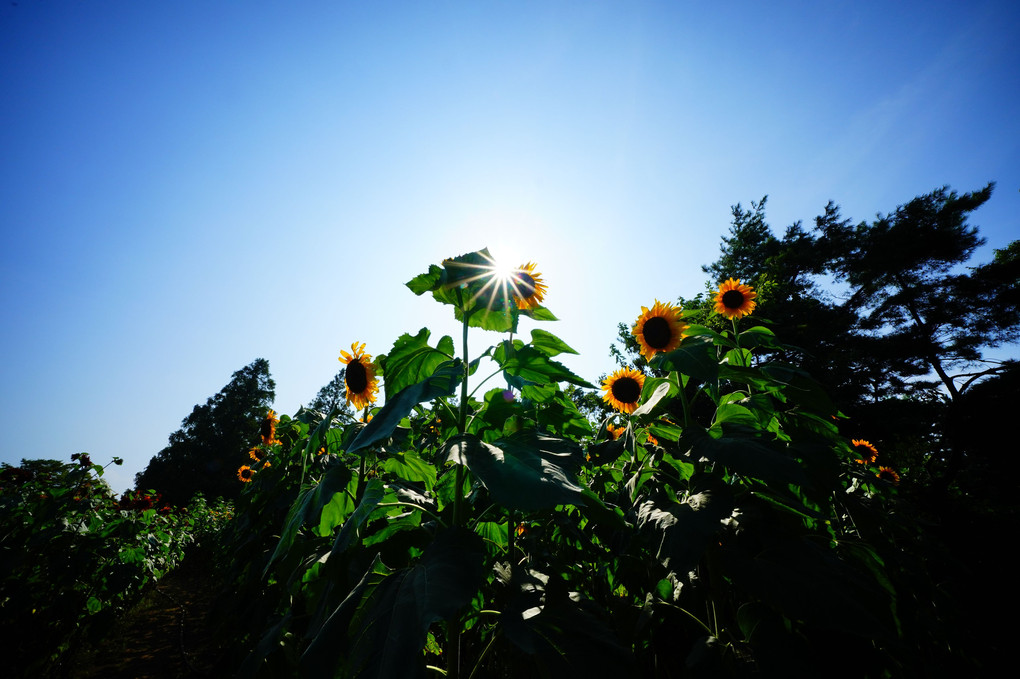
[
  {"left": 606, "top": 423, "right": 625, "bottom": 440},
  {"left": 248, "top": 447, "right": 263, "bottom": 462},
  {"left": 851, "top": 439, "right": 878, "bottom": 465},
  {"left": 602, "top": 368, "right": 645, "bottom": 414},
  {"left": 877, "top": 467, "right": 900, "bottom": 484},
  {"left": 260, "top": 410, "right": 279, "bottom": 445},
  {"left": 339, "top": 342, "right": 380, "bottom": 410},
  {"left": 633, "top": 300, "right": 687, "bottom": 359},
  {"left": 646, "top": 432, "right": 659, "bottom": 446},
  {"left": 237, "top": 465, "right": 255, "bottom": 483},
  {"left": 713, "top": 278, "right": 757, "bottom": 320},
  {"left": 511, "top": 262, "right": 548, "bottom": 310}
]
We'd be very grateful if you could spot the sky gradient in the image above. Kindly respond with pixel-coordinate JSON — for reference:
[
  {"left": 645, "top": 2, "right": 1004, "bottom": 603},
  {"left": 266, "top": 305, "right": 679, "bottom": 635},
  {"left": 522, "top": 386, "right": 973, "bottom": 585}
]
[{"left": 2, "top": 1, "right": 1018, "bottom": 493}]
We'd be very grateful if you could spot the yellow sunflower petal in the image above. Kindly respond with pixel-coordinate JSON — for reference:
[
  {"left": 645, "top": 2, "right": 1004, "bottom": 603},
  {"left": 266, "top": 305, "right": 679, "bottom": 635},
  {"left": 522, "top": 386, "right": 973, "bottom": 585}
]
[
  {"left": 876, "top": 466, "right": 900, "bottom": 484},
  {"left": 340, "top": 341, "right": 380, "bottom": 410},
  {"left": 511, "top": 262, "right": 548, "bottom": 310},
  {"left": 850, "top": 438, "right": 879, "bottom": 465},
  {"left": 713, "top": 278, "right": 757, "bottom": 320},
  {"left": 633, "top": 300, "right": 687, "bottom": 360},
  {"left": 601, "top": 368, "right": 645, "bottom": 414}
]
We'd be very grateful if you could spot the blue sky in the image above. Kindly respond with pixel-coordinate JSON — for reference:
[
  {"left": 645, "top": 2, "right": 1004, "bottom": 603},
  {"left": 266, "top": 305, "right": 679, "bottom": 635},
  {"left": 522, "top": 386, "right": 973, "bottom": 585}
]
[{"left": 2, "top": 1, "right": 1018, "bottom": 494}]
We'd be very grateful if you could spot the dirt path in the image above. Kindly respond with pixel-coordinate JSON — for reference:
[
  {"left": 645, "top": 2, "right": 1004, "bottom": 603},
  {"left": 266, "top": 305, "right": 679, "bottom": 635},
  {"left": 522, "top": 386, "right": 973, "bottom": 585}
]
[{"left": 72, "top": 553, "right": 230, "bottom": 679}]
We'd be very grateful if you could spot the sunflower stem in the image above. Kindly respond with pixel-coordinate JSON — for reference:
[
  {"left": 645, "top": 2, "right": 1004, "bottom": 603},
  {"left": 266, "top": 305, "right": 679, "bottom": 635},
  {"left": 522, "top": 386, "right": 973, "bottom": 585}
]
[{"left": 448, "top": 311, "right": 473, "bottom": 679}]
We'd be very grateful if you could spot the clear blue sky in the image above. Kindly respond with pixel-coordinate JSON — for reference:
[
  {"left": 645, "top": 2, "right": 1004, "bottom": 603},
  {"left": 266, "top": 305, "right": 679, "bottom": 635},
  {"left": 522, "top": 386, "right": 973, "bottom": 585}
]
[{"left": 2, "top": 1, "right": 1018, "bottom": 494}]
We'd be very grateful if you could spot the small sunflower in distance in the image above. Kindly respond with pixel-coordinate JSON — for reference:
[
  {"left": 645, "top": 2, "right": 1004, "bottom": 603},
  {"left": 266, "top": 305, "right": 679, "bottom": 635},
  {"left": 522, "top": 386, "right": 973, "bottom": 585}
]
[
  {"left": 237, "top": 465, "right": 255, "bottom": 483},
  {"left": 851, "top": 439, "right": 879, "bottom": 465},
  {"left": 877, "top": 467, "right": 901, "bottom": 484},
  {"left": 714, "top": 278, "right": 757, "bottom": 320},
  {"left": 260, "top": 409, "right": 279, "bottom": 445},
  {"left": 602, "top": 368, "right": 645, "bottom": 414},
  {"left": 340, "top": 342, "right": 380, "bottom": 410},
  {"left": 511, "top": 262, "right": 547, "bottom": 310},
  {"left": 605, "top": 423, "right": 625, "bottom": 441},
  {"left": 633, "top": 300, "right": 686, "bottom": 360}
]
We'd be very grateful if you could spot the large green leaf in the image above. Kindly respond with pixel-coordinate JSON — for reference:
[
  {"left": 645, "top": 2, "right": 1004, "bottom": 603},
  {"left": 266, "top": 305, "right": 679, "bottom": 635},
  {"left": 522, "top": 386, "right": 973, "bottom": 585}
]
[
  {"left": 301, "top": 555, "right": 391, "bottom": 679},
  {"left": 406, "top": 248, "right": 520, "bottom": 332},
  {"left": 406, "top": 264, "right": 443, "bottom": 295},
  {"left": 650, "top": 337, "right": 719, "bottom": 381},
  {"left": 265, "top": 463, "right": 353, "bottom": 576},
  {"left": 693, "top": 430, "right": 808, "bottom": 487},
  {"left": 376, "top": 328, "right": 455, "bottom": 400},
  {"left": 538, "top": 391, "right": 594, "bottom": 438},
  {"left": 330, "top": 478, "right": 385, "bottom": 556},
  {"left": 528, "top": 328, "right": 578, "bottom": 357},
  {"left": 635, "top": 488, "right": 734, "bottom": 576},
  {"left": 498, "top": 567, "right": 637, "bottom": 677},
  {"left": 382, "top": 452, "right": 437, "bottom": 491},
  {"left": 443, "top": 431, "right": 585, "bottom": 510},
  {"left": 499, "top": 344, "right": 594, "bottom": 388},
  {"left": 348, "top": 361, "right": 463, "bottom": 455},
  {"left": 343, "top": 528, "right": 486, "bottom": 679},
  {"left": 632, "top": 380, "right": 673, "bottom": 418}
]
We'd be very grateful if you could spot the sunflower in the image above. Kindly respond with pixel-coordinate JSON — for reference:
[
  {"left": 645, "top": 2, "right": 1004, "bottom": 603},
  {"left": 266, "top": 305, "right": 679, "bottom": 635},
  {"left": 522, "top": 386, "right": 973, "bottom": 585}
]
[
  {"left": 260, "top": 409, "right": 279, "bottom": 445},
  {"left": 876, "top": 467, "right": 900, "bottom": 484},
  {"left": 606, "top": 423, "right": 625, "bottom": 441},
  {"left": 646, "top": 432, "right": 659, "bottom": 446},
  {"left": 237, "top": 465, "right": 255, "bottom": 483},
  {"left": 602, "top": 368, "right": 645, "bottom": 414},
  {"left": 851, "top": 439, "right": 878, "bottom": 465},
  {"left": 713, "top": 278, "right": 757, "bottom": 320},
  {"left": 339, "top": 342, "right": 380, "bottom": 410},
  {"left": 511, "top": 262, "right": 548, "bottom": 310},
  {"left": 633, "top": 300, "right": 687, "bottom": 359},
  {"left": 248, "top": 447, "right": 264, "bottom": 462}
]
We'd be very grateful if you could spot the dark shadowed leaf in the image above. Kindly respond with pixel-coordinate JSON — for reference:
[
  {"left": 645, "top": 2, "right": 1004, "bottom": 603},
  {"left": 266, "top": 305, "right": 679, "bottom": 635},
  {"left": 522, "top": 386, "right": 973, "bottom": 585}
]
[
  {"left": 340, "top": 528, "right": 486, "bottom": 679},
  {"left": 651, "top": 337, "right": 719, "bottom": 381},
  {"left": 635, "top": 489, "right": 734, "bottom": 575},
  {"left": 443, "top": 431, "right": 585, "bottom": 510}
]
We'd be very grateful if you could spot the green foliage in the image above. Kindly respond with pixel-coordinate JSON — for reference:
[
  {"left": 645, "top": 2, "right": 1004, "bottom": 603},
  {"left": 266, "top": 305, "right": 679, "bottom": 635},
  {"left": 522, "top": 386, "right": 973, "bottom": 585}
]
[
  {"left": 212, "top": 248, "right": 967, "bottom": 678},
  {"left": 0, "top": 456, "right": 232, "bottom": 675}
]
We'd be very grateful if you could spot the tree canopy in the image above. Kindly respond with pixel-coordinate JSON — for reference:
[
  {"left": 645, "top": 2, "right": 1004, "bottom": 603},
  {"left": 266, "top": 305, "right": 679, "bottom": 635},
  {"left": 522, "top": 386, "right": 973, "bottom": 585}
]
[
  {"left": 610, "top": 182, "right": 1018, "bottom": 492},
  {"left": 135, "top": 358, "right": 275, "bottom": 505}
]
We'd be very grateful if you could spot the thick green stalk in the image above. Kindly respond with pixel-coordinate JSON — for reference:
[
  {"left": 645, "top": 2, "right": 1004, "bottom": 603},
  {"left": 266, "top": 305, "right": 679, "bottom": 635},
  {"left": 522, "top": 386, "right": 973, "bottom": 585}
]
[{"left": 449, "top": 310, "right": 472, "bottom": 679}]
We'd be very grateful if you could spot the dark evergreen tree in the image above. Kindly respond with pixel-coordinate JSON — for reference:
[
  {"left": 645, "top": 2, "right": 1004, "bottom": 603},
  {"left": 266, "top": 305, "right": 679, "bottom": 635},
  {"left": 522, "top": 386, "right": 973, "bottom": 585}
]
[
  {"left": 135, "top": 358, "right": 275, "bottom": 505},
  {"left": 611, "top": 183, "right": 1018, "bottom": 490}
]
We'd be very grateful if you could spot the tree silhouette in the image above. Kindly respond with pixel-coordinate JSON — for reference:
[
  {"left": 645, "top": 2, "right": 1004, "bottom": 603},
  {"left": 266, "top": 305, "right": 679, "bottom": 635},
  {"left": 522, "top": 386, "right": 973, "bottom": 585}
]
[
  {"left": 612, "top": 184, "right": 1018, "bottom": 490},
  {"left": 135, "top": 358, "right": 275, "bottom": 505}
]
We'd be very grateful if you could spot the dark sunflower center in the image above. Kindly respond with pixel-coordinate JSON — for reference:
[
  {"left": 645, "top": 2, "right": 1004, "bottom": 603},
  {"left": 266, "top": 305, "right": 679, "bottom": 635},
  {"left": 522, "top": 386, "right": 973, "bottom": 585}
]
[
  {"left": 346, "top": 361, "right": 368, "bottom": 393},
  {"left": 643, "top": 316, "right": 672, "bottom": 349},
  {"left": 611, "top": 377, "right": 641, "bottom": 404},
  {"left": 515, "top": 273, "right": 536, "bottom": 298},
  {"left": 722, "top": 289, "right": 745, "bottom": 309},
  {"left": 260, "top": 420, "right": 274, "bottom": 440}
]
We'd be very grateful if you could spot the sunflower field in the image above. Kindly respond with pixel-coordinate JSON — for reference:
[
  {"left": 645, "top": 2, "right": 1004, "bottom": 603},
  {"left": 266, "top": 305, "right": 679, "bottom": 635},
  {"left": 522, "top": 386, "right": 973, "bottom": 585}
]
[
  {"left": 0, "top": 455, "right": 233, "bottom": 675},
  {"left": 210, "top": 247, "right": 963, "bottom": 678}
]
